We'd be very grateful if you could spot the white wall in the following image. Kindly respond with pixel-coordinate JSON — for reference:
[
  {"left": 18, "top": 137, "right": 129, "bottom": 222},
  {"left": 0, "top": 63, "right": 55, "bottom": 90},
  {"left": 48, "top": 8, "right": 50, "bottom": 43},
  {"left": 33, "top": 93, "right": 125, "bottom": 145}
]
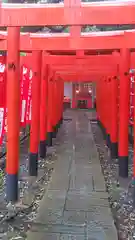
[{"left": 64, "top": 82, "right": 72, "bottom": 99}]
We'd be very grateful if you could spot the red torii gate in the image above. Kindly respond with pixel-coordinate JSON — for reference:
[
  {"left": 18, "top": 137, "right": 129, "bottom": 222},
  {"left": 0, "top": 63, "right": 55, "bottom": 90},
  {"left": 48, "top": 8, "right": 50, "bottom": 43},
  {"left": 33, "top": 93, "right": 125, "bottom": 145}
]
[{"left": 0, "top": 0, "right": 135, "bottom": 202}]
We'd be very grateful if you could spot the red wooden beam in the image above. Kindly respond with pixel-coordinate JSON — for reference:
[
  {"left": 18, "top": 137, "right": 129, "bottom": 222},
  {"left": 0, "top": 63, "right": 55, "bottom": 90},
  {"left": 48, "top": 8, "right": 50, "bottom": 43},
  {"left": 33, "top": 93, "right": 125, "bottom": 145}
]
[
  {"left": 56, "top": 70, "right": 116, "bottom": 82},
  {"left": 51, "top": 65, "right": 117, "bottom": 73},
  {"left": 57, "top": 74, "right": 100, "bottom": 82},
  {"left": 0, "top": 2, "right": 135, "bottom": 26},
  {"left": 30, "top": 32, "right": 124, "bottom": 50},
  {"left": 44, "top": 54, "right": 120, "bottom": 65},
  {"left": 1, "top": 30, "right": 135, "bottom": 51}
]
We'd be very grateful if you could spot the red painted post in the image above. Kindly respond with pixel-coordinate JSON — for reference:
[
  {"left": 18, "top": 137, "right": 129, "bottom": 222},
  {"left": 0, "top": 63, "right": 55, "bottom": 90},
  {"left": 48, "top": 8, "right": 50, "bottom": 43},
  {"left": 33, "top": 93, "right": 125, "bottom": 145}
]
[
  {"left": 47, "top": 72, "right": 54, "bottom": 146},
  {"left": 101, "top": 77, "right": 108, "bottom": 140},
  {"left": 106, "top": 77, "right": 112, "bottom": 148},
  {"left": 6, "top": 27, "right": 20, "bottom": 202},
  {"left": 55, "top": 79, "right": 59, "bottom": 132},
  {"left": 39, "top": 54, "right": 48, "bottom": 158},
  {"left": 57, "top": 78, "right": 62, "bottom": 128},
  {"left": 133, "top": 72, "right": 135, "bottom": 198},
  {"left": 110, "top": 51, "right": 119, "bottom": 158},
  {"left": 29, "top": 51, "right": 42, "bottom": 176},
  {"left": 118, "top": 48, "right": 130, "bottom": 177},
  {"left": 110, "top": 76, "right": 118, "bottom": 158},
  {"left": 52, "top": 78, "right": 57, "bottom": 138},
  {"left": 59, "top": 79, "right": 64, "bottom": 125}
]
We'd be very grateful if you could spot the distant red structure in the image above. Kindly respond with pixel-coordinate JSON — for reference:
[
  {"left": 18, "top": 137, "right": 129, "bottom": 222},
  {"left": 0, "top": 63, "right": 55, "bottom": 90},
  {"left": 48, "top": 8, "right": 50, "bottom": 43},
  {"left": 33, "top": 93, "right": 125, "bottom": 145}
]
[{"left": 72, "top": 83, "right": 92, "bottom": 109}]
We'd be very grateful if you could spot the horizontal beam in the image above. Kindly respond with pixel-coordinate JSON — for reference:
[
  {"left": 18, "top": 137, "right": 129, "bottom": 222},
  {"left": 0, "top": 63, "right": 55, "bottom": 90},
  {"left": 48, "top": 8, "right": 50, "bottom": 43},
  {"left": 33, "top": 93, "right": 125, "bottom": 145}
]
[
  {"left": 1, "top": 2, "right": 135, "bottom": 26},
  {"left": 57, "top": 72, "right": 112, "bottom": 82},
  {"left": 51, "top": 65, "right": 117, "bottom": 73},
  {"left": 31, "top": 34, "right": 125, "bottom": 50},
  {"left": 56, "top": 68, "right": 116, "bottom": 76},
  {"left": 0, "top": 32, "right": 125, "bottom": 51},
  {"left": 1, "top": 31, "right": 135, "bottom": 51},
  {"left": 44, "top": 54, "right": 120, "bottom": 65}
]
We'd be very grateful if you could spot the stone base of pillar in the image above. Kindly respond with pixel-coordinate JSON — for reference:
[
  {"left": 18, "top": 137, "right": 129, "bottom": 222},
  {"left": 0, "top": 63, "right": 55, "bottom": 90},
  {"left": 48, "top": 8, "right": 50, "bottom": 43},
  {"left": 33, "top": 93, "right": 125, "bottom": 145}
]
[
  {"left": 119, "top": 156, "right": 128, "bottom": 178},
  {"left": 110, "top": 142, "right": 118, "bottom": 159},
  {"left": 106, "top": 134, "right": 111, "bottom": 148},
  {"left": 47, "top": 132, "right": 53, "bottom": 146},
  {"left": 39, "top": 140, "right": 47, "bottom": 158},
  {"left": 6, "top": 173, "right": 18, "bottom": 202},
  {"left": 52, "top": 126, "right": 57, "bottom": 138},
  {"left": 29, "top": 152, "right": 38, "bottom": 176}
]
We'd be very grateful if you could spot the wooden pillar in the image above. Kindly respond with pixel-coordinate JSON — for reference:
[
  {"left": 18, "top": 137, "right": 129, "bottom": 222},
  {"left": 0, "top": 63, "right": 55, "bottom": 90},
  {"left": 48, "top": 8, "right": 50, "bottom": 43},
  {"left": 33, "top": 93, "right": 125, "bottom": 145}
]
[
  {"left": 110, "top": 76, "right": 118, "bottom": 158},
  {"left": 6, "top": 27, "right": 20, "bottom": 202},
  {"left": 52, "top": 78, "right": 60, "bottom": 137},
  {"left": 110, "top": 51, "right": 119, "bottom": 159},
  {"left": 118, "top": 48, "right": 130, "bottom": 178},
  {"left": 60, "top": 80, "right": 64, "bottom": 124},
  {"left": 39, "top": 55, "right": 48, "bottom": 159},
  {"left": 29, "top": 51, "right": 42, "bottom": 176},
  {"left": 133, "top": 72, "right": 135, "bottom": 201},
  {"left": 47, "top": 73, "right": 54, "bottom": 146}
]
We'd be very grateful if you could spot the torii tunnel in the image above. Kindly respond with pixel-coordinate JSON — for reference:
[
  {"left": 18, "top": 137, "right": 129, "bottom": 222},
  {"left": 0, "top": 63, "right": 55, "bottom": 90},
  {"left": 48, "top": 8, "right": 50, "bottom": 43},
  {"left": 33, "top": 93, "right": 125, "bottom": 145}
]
[{"left": 0, "top": 0, "right": 135, "bottom": 207}]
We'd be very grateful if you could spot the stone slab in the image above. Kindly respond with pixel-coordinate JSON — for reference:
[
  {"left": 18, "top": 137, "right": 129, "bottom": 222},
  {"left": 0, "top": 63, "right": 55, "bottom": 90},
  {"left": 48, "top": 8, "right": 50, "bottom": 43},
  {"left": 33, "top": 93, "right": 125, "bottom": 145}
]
[
  {"left": 65, "top": 192, "right": 109, "bottom": 211},
  {"left": 62, "top": 210, "right": 86, "bottom": 225},
  {"left": 59, "top": 234, "right": 85, "bottom": 240},
  {"left": 27, "top": 232, "right": 60, "bottom": 240},
  {"left": 30, "top": 223, "right": 85, "bottom": 235}
]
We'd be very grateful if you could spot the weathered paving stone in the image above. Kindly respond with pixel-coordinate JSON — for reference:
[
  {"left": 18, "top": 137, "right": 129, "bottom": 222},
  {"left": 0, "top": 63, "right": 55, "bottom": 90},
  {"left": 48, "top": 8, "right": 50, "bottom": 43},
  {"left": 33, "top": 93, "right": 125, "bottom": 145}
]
[
  {"left": 30, "top": 223, "right": 85, "bottom": 235},
  {"left": 65, "top": 192, "right": 109, "bottom": 211},
  {"left": 59, "top": 234, "right": 85, "bottom": 239},
  {"left": 62, "top": 210, "right": 86, "bottom": 225},
  {"left": 36, "top": 209, "right": 63, "bottom": 224},
  {"left": 86, "top": 206, "right": 113, "bottom": 224},
  {"left": 87, "top": 224, "right": 118, "bottom": 240},
  {"left": 27, "top": 232, "right": 60, "bottom": 240}
]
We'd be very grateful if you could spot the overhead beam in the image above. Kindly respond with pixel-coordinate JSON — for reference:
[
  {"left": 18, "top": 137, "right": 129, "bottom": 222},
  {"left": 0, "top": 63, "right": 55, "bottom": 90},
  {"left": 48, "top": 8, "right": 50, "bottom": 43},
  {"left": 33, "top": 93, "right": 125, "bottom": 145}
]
[
  {"left": 31, "top": 34, "right": 124, "bottom": 50},
  {"left": 1, "top": 31, "right": 135, "bottom": 51},
  {"left": 55, "top": 69, "right": 117, "bottom": 75},
  {"left": 0, "top": 33, "right": 126, "bottom": 50},
  {"left": 56, "top": 72, "right": 115, "bottom": 82},
  {"left": 44, "top": 55, "right": 120, "bottom": 65},
  {"left": 0, "top": 2, "right": 135, "bottom": 26}
]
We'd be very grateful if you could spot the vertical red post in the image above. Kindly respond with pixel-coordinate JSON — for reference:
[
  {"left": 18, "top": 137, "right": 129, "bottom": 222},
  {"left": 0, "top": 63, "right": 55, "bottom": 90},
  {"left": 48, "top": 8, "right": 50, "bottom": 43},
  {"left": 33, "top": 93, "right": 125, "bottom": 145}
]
[
  {"left": 52, "top": 78, "right": 57, "bottom": 138},
  {"left": 104, "top": 77, "right": 111, "bottom": 148},
  {"left": 29, "top": 51, "right": 42, "bottom": 176},
  {"left": 55, "top": 79, "right": 59, "bottom": 132},
  {"left": 59, "top": 79, "right": 64, "bottom": 125},
  {"left": 39, "top": 54, "right": 48, "bottom": 159},
  {"left": 47, "top": 72, "right": 54, "bottom": 146},
  {"left": 57, "top": 77, "right": 63, "bottom": 128},
  {"left": 133, "top": 72, "right": 135, "bottom": 196},
  {"left": 110, "top": 51, "right": 119, "bottom": 159},
  {"left": 53, "top": 78, "right": 61, "bottom": 136},
  {"left": 6, "top": 27, "right": 20, "bottom": 202},
  {"left": 110, "top": 76, "right": 118, "bottom": 158},
  {"left": 118, "top": 48, "right": 130, "bottom": 177}
]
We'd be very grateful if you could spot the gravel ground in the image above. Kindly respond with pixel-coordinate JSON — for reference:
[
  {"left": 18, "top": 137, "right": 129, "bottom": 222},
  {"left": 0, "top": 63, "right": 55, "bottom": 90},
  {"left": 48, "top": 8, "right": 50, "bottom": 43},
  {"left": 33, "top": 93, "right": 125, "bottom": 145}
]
[{"left": 91, "top": 120, "right": 135, "bottom": 240}]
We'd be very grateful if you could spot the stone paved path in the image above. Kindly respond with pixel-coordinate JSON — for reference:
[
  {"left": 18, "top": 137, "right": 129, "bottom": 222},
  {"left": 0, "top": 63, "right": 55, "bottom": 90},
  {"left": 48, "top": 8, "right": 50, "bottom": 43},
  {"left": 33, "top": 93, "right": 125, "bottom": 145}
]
[{"left": 27, "top": 110, "right": 118, "bottom": 240}]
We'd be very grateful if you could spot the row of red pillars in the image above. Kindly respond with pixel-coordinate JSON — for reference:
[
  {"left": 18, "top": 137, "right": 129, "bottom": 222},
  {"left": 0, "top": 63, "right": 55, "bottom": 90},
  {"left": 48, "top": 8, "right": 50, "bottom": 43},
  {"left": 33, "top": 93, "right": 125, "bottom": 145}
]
[
  {"left": 96, "top": 49, "right": 131, "bottom": 178},
  {"left": 6, "top": 27, "right": 64, "bottom": 202}
]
